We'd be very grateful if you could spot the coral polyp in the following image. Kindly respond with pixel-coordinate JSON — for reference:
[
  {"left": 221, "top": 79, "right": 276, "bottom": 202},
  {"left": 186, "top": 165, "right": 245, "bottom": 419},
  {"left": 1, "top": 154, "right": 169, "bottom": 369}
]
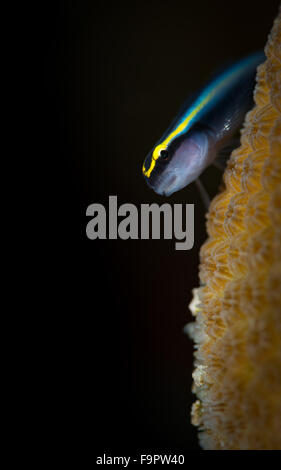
[{"left": 188, "top": 8, "right": 281, "bottom": 450}]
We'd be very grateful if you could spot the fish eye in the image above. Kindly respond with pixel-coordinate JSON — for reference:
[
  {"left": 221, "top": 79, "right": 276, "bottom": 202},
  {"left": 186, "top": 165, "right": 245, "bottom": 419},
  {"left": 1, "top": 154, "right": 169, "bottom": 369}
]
[{"left": 160, "top": 149, "right": 169, "bottom": 160}]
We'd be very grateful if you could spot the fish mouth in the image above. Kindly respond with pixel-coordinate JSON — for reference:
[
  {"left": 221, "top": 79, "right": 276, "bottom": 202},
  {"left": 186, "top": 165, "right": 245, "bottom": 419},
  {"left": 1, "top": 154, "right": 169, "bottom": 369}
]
[
  {"left": 144, "top": 170, "right": 178, "bottom": 197},
  {"left": 155, "top": 174, "right": 178, "bottom": 197}
]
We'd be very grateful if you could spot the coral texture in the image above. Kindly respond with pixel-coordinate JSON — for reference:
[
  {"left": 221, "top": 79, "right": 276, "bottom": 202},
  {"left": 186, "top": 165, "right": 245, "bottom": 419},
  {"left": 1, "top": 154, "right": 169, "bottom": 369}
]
[{"left": 188, "top": 9, "right": 281, "bottom": 450}]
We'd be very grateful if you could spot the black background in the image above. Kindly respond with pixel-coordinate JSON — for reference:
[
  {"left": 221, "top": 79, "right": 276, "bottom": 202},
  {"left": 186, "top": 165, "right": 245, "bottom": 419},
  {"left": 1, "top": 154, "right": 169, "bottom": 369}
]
[{"left": 40, "top": 0, "right": 280, "bottom": 454}]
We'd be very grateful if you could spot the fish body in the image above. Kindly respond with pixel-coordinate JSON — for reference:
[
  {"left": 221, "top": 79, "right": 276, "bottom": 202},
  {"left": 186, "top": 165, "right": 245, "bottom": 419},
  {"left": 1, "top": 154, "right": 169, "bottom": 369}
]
[{"left": 142, "top": 51, "right": 265, "bottom": 196}]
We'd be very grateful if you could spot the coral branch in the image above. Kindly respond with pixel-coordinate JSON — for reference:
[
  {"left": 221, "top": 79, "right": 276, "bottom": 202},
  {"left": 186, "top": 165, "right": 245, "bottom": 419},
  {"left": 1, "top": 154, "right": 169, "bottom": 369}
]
[{"left": 188, "top": 8, "right": 281, "bottom": 450}]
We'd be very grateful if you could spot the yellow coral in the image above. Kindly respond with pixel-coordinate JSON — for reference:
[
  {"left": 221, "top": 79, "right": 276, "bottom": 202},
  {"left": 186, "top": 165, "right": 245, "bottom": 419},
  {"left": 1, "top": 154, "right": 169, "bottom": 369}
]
[{"left": 188, "top": 8, "right": 281, "bottom": 450}]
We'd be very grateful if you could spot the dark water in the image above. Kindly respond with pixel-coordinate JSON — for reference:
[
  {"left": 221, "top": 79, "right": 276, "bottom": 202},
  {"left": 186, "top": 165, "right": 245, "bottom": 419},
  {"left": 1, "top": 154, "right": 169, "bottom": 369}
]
[{"left": 40, "top": 0, "right": 280, "bottom": 454}]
